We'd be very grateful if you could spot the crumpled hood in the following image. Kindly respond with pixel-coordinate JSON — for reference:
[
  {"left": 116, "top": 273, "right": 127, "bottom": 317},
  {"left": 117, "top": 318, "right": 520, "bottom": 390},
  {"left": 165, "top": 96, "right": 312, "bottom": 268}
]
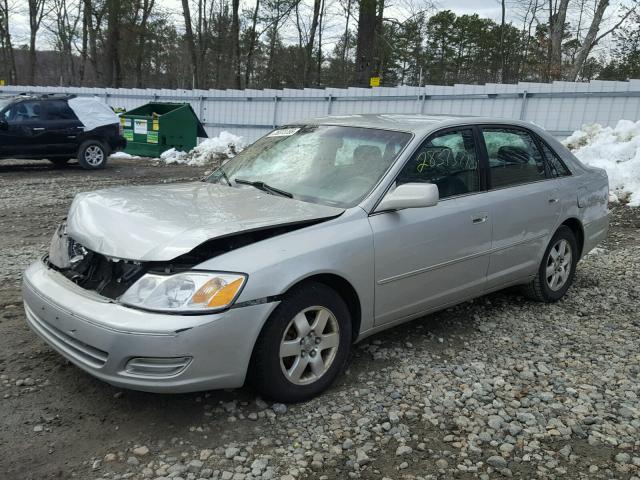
[{"left": 66, "top": 182, "right": 344, "bottom": 261}]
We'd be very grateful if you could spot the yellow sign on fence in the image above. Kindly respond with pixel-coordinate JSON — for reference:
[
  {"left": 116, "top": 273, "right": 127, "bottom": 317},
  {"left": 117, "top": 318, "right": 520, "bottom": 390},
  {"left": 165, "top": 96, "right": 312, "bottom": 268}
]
[
  {"left": 370, "top": 76, "right": 380, "bottom": 87},
  {"left": 0, "top": 80, "right": 5, "bottom": 86}
]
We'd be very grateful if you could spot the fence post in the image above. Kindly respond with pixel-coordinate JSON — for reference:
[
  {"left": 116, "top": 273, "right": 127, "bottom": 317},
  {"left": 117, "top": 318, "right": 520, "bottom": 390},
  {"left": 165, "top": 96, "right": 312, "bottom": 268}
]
[
  {"left": 327, "top": 94, "right": 333, "bottom": 115},
  {"left": 198, "top": 96, "right": 205, "bottom": 122},
  {"left": 272, "top": 95, "right": 278, "bottom": 128},
  {"left": 519, "top": 90, "right": 528, "bottom": 120}
]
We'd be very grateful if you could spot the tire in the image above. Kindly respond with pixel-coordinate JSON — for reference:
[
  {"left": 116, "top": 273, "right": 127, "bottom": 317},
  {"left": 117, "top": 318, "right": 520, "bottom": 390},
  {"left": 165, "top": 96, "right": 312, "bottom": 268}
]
[
  {"left": 48, "top": 158, "right": 70, "bottom": 167},
  {"left": 523, "top": 226, "right": 578, "bottom": 302},
  {"left": 249, "top": 282, "right": 352, "bottom": 402},
  {"left": 77, "top": 140, "right": 109, "bottom": 170}
]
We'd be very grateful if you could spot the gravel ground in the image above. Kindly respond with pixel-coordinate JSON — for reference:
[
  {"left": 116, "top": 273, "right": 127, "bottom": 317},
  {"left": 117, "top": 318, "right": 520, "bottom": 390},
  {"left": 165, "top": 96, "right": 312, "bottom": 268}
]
[{"left": 0, "top": 158, "right": 639, "bottom": 480}]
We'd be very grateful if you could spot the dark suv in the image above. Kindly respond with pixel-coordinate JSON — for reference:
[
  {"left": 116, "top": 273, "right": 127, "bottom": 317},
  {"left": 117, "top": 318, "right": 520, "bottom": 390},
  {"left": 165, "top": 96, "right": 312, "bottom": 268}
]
[{"left": 0, "top": 94, "right": 126, "bottom": 169}]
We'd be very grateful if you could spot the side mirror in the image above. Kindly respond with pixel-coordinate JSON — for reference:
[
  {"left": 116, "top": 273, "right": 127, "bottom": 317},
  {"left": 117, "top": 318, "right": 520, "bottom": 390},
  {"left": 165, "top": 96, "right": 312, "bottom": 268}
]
[
  {"left": 0, "top": 119, "right": 8, "bottom": 131},
  {"left": 375, "top": 183, "right": 439, "bottom": 213}
]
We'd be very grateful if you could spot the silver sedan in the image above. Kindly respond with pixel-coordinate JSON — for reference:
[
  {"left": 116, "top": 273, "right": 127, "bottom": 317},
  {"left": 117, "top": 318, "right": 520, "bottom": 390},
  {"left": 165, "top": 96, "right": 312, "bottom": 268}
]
[{"left": 22, "top": 115, "right": 609, "bottom": 402}]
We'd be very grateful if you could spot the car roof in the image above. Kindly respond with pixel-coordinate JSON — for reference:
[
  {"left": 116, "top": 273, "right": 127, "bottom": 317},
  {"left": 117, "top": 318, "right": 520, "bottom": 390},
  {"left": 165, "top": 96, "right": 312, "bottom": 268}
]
[
  {"left": 5, "top": 93, "right": 75, "bottom": 103},
  {"left": 297, "top": 113, "right": 542, "bottom": 136}
]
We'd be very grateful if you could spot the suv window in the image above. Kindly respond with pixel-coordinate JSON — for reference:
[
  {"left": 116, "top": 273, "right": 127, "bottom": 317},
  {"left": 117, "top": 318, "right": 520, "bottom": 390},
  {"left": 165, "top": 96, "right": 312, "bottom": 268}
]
[
  {"left": 46, "top": 100, "right": 77, "bottom": 121},
  {"left": 396, "top": 128, "right": 480, "bottom": 199},
  {"left": 482, "top": 128, "right": 546, "bottom": 188},
  {"left": 4, "top": 101, "right": 42, "bottom": 123},
  {"left": 539, "top": 141, "right": 571, "bottom": 177}
]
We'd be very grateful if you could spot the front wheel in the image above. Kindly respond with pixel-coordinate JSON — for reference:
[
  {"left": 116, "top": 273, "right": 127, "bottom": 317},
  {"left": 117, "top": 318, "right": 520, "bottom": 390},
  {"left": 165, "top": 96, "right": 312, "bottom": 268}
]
[
  {"left": 77, "top": 140, "right": 108, "bottom": 170},
  {"left": 523, "top": 226, "right": 578, "bottom": 302},
  {"left": 249, "top": 282, "right": 352, "bottom": 402}
]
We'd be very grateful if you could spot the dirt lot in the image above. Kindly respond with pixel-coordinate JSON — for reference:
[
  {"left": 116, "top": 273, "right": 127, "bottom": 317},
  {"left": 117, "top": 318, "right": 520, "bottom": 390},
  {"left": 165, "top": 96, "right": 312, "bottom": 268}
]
[{"left": 0, "top": 158, "right": 639, "bottom": 480}]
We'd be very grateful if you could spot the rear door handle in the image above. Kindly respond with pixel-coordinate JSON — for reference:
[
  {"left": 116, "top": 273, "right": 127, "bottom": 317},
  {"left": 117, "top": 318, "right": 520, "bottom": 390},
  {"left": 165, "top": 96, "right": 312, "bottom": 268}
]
[
  {"left": 471, "top": 215, "right": 488, "bottom": 224},
  {"left": 31, "top": 127, "right": 45, "bottom": 131},
  {"left": 548, "top": 198, "right": 559, "bottom": 204}
]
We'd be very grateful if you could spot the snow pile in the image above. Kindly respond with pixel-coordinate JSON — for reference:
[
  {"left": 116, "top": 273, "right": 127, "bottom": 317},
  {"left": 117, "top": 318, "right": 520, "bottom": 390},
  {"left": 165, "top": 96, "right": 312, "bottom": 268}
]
[
  {"left": 160, "top": 131, "right": 245, "bottom": 167},
  {"left": 563, "top": 120, "right": 640, "bottom": 206},
  {"left": 110, "top": 151, "right": 140, "bottom": 159}
]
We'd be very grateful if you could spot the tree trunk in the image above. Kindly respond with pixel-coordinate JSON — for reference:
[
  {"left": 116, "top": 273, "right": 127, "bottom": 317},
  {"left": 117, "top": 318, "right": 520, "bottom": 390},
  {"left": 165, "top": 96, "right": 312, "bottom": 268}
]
[
  {"left": 341, "top": 0, "right": 352, "bottom": 84},
  {"left": 135, "top": 0, "right": 155, "bottom": 88},
  {"left": 568, "top": 0, "right": 611, "bottom": 80},
  {"left": 355, "top": 0, "right": 379, "bottom": 86},
  {"left": 181, "top": 0, "right": 199, "bottom": 89},
  {"left": 548, "top": 0, "right": 570, "bottom": 80},
  {"left": 316, "top": 0, "right": 325, "bottom": 84},
  {"left": 105, "top": 0, "right": 123, "bottom": 87},
  {"left": 304, "top": 0, "right": 321, "bottom": 86},
  {"left": 499, "top": 0, "right": 505, "bottom": 82},
  {"left": 244, "top": 0, "right": 260, "bottom": 87},
  {"left": 231, "top": 0, "right": 241, "bottom": 89},
  {"left": 28, "top": 0, "right": 45, "bottom": 85}
]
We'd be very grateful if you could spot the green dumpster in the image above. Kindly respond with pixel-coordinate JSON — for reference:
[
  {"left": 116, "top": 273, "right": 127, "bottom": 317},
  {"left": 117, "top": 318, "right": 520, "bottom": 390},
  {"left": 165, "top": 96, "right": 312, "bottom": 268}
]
[{"left": 119, "top": 102, "right": 207, "bottom": 157}]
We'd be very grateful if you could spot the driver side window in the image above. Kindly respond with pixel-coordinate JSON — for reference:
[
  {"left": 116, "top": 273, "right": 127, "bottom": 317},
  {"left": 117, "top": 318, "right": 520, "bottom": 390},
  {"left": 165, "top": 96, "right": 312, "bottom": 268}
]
[{"left": 396, "top": 128, "right": 480, "bottom": 199}]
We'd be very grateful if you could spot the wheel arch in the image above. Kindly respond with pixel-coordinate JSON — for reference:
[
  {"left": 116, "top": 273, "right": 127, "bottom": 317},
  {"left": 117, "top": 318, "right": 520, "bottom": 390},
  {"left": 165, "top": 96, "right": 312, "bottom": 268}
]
[
  {"left": 560, "top": 217, "right": 584, "bottom": 259},
  {"left": 282, "top": 273, "right": 362, "bottom": 343}
]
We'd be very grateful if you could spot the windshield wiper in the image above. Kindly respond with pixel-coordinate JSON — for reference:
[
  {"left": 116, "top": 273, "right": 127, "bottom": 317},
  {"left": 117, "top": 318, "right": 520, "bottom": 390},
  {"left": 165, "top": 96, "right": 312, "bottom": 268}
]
[{"left": 234, "top": 178, "right": 293, "bottom": 198}]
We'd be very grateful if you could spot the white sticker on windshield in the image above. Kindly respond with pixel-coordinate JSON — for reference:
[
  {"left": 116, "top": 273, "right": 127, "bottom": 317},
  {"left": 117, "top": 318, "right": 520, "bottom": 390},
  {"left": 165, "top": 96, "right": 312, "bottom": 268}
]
[{"left": 268, "top": 127, "right": 300, "bottom": 137}]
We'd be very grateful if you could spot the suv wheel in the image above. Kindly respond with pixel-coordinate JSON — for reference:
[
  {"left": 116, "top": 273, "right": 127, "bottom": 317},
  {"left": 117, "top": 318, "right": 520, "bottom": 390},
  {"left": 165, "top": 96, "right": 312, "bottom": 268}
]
[
  {"left": 78, "top": 140, "right": 108, "bottom": 170},
  {"left": 249, "top": 282, "right": 352, "bottom": 402},
  {"left": 523, "top": 226, "right": 578, "bottom": 302}
]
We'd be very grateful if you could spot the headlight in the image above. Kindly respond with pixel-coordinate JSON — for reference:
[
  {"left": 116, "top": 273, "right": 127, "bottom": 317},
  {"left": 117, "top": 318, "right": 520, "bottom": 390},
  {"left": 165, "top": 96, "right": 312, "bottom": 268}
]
[{"left": 119, "top": 271, "right": 247, "bottom": 313}]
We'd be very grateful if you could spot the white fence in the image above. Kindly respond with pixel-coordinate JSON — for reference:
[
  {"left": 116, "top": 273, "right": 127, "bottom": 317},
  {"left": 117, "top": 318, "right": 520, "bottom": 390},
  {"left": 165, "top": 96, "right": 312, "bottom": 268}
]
[{"left": 2, "top": 80, "right": 640, "bottom": 142}]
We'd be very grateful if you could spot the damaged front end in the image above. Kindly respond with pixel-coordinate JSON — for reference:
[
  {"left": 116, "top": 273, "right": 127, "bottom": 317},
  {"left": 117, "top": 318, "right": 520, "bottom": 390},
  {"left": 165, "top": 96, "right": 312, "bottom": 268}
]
[
  {"left": 47, "top": 223, "right": 146, "bottom": 299},
  {"left": 46, "top": 220, "right": 318, "bottom": 301}
]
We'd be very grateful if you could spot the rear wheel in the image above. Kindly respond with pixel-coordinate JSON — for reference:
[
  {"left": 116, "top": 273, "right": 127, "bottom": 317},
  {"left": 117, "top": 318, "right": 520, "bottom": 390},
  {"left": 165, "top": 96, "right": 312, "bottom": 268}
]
[
  {"left": 523, "top": 226, "right": 578, "bottom": 302},
  {"left": 249, "top": 282, "right": 352, "bottom": 402},
  {"left": 77, "top": 140, "right": 108, "bottom": 170}
]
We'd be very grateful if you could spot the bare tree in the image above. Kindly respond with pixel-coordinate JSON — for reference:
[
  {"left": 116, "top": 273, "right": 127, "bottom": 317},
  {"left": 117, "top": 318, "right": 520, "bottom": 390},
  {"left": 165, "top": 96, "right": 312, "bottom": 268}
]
[
  {"left": 134, "top": 0, "right": 156, "bottom": 87},
  {"left": 355, "top": 0, "right": 380, "bottom": 86},
  {"left": 303, "top": 0, "right": 321, "bottom": 85},
  {"left": 568, "top": 0, "right": 637, "bottom": 80},
  {"left": 181, "top": 0, "right": 199, "bottom": 88},
  {"left": 245, "top": 0, "right": 260, "bottom": 86},
  {"left": 547, "top": 0, "right": 570, "bottom": 80},
  {"left": 231, "top": 0, "right": 241, "bottom": 88},
  {"left": 105, "top": 0, "right": 123, "bottom": 87},
  {"left": 27, "top": 0, "right": 47, "bottom": 85},
  {"left": 0, "top": 0, "right": 17, "bottom": 84}
]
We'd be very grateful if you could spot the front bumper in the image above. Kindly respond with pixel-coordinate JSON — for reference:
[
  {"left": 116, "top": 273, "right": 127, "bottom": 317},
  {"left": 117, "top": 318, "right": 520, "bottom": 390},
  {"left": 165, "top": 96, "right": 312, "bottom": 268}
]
[{"left": 22, "top": 260, "right": 278, "bottom": 393}]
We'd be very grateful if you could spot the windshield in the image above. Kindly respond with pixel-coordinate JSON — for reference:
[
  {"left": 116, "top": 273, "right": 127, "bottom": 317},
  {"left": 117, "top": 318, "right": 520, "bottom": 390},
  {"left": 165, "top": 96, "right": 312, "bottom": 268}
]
[
  {"left": 206, "top": 125, "right": 412, "bottom": 207},
  {"left": 0, "top": 97, "right": 13, "bottom": 112}
]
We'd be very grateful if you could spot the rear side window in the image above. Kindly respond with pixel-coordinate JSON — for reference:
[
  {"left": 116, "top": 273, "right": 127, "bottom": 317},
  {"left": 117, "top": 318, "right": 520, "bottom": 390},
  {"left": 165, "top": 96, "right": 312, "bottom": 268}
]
[
  {"left": 46, "top": 100, "right": 77, "bottom": 121},
  {"left": 396, "top": 128, "right": 480, "bottom": 199},
  {"left": 539, "top": 141, "right": 571, "bottom": 177},
  {"left": 482, "top": 128, "right": 546, "bottom": 189}
]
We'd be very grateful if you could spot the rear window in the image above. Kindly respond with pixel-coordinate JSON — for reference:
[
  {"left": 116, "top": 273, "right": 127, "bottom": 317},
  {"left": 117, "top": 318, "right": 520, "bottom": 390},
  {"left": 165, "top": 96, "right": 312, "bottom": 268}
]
[{"left": 482, "top": 128, "right": 546, "bottom": 189}]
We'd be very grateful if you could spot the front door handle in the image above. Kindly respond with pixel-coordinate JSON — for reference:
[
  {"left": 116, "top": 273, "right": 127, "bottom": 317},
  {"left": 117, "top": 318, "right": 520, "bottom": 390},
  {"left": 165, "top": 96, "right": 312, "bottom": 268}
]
[
  {"left": 31, "top": 127, "right": 45, "bottom": 131},
  {"left": 548, "top": 198, "right": 559, "bottom": 204},
  {"left": 471, "top": 215, "right": 488, "bottom": 224}
]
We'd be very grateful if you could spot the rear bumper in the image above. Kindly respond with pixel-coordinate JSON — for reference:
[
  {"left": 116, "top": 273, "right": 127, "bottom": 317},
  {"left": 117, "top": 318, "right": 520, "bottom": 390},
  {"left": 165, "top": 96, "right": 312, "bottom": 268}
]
[{"left": 22, "top": 260, "right": 277, "bottom": 393}]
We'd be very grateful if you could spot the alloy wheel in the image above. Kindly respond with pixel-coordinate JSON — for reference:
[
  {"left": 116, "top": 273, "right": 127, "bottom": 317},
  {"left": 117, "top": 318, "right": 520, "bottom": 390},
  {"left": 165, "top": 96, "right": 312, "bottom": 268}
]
[
  {"left": 84, "top": 145, "right": 104, "bottom": 167},
  {"left": 279, "top": 306, "right": 340, "bottom": 385},
  {"left": 545, "top": 238, "right": 572, "bottom": 291}
]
